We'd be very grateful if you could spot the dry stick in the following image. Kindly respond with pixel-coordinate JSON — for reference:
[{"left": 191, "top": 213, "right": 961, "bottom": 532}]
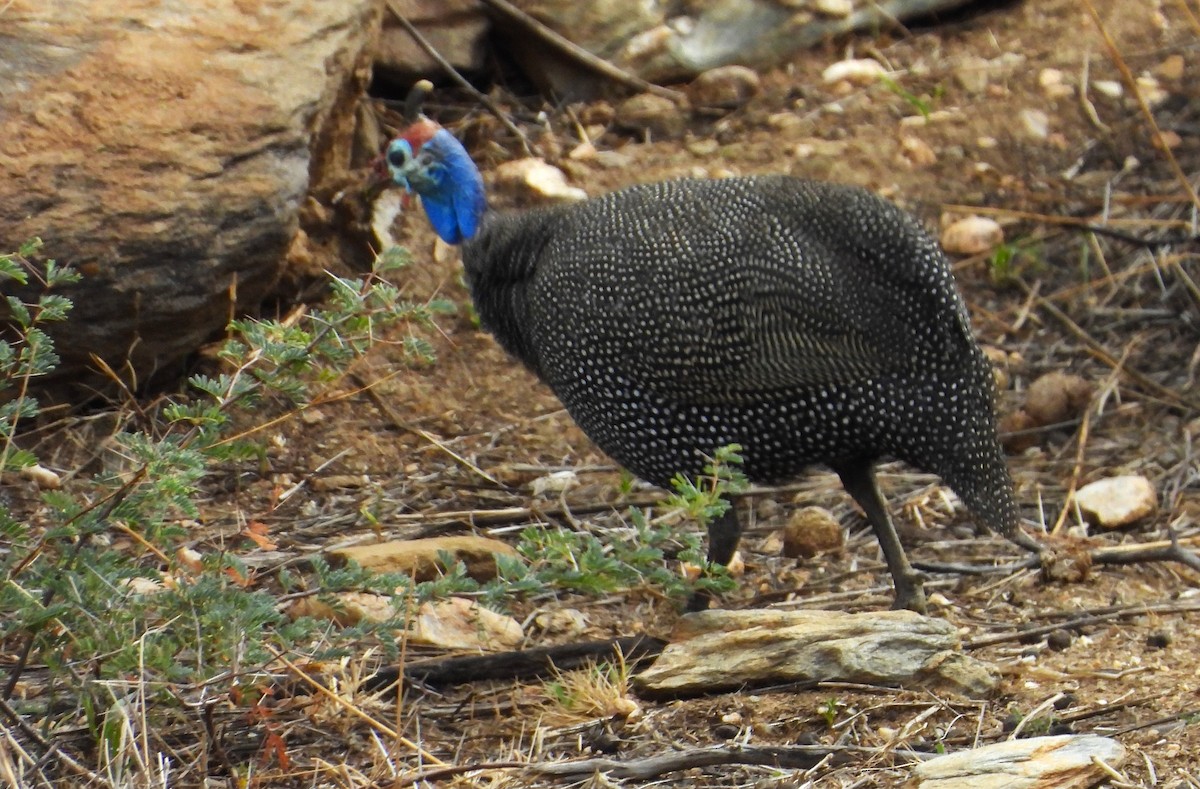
[
  {"left": 1050, "top": 342, "right": 1133, "bottom": 536},
  {"left": 965, "top": 599, "right": 1200, "bottom": 650},
  {"left": 1081, "top": 0, "right": 1200, "bottom": 214},
  {"left": 942, "top": 204, "right": 1194, "bottom": 231},
  {"left": 351, "top": 372, "right": 504, "bottom": 488},
  {"left": 382, "top": 0, "right": 532, "bottom": 157},
  {"left": 363, "top": 635, "right": 667, "bottom": 693},
  {"left": 476, "top": 0, "right": 686, "bottom": 103},
  {"left": 1113, "top": 707, "right": 1200, "bottom": 735},
  {"left": 1093, "top": 530, "right": 1200, "bottom": 574},
  {"left": 1013, "top": 277, "right": 1200, "bottom": 413},
  {"left": 394, "top": 744, "right": 919, "bottom": 786},
  {"left": 1173, "top": 0, "right": 1200, "bottom": 35}
]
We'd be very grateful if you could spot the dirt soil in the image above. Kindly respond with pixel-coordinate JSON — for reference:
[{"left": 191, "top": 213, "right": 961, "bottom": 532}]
[
  {"left": 259, "top": 0, "right": 1200, "bottom": 785},
  {"left": 23, "top": 0, "right": 1200, "bottom": 786}
]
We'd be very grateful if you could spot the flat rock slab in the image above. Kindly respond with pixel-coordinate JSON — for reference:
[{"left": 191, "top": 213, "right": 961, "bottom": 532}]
[
  {"left": 328, "top": 535, "right": 519, "bottom": 581},
  {"left": 909, "top": 734, "right": 1126, "bottom": 788},
  {"left": 634, "top": 609, "right": 997, "bottom": 697}
]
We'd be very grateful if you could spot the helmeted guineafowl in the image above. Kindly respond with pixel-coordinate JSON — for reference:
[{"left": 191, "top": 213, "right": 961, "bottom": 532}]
[{"left": 376, "top": 83, "right": 1042, "bottom": 613}]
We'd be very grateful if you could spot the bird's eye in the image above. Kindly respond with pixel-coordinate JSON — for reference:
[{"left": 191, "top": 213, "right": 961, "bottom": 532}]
[{"left": 387, "top": 139, "right": 414, "bottom": 168}]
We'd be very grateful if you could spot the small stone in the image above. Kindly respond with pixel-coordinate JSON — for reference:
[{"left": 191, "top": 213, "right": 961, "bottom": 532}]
[
  {"left": 176, "top": 546, "right": 204, "bottom": 574},
  {"left": 1156, "top": 54, "right": 1184, "bottom": 81},
  {"left": 687, "top": 65, "right": 762, "bottom": 111},
  {"left": 328, "top": 535, "right": 520, "bottom": 582},
  {"left": 20, "top": 463, "right": 62, "bottom": 490},
  {"left": 1038, "top": 68, "right": 1073, "bottom": 99},
  {"left": 1156, "top": 130, "right": 1183, "bottom": 150},
  {"left": 288, "top": 591, "right": 395, "bottom": 627},
  {"left": 954, "top": 55, "right": 991, "bottom": 94},
  {"left": 813, "top": 0, "right": 853, "bottom": 16},
  {"left": 821, "top": 58, "right": 886, "bottom": 86},
  {"left": 940, "top": 216, "right": 1003, "bottom": 256},
  {"left": 1074, "top": 475, "right": 1158, "bottom": 529},
  {"left": 311, "top": 474, "right": 370, "bottom": 491},
  {"left": 1146, "top": 632, "right": 1171, "bottom": 649},
  {"left": 1046, "top": 629, "right": 1073, "bottom": 651},
  {"left": 533, "top": 607, "right": 588, "bottom": 636},
  {"left": 615, "top": 93, "right": 687, "bottom": 139},
  {"left": 900, "top": 135, "right": 937, "bottom": 167},
  {"left": 493, "top": 158, "right": 587, "bottom": 202},
  {"left": 1136, "top": 75, "right": 1168, "bottom": 107},
  {"left": 123, "top": 576, "right": 168, "bottom": 596},
  {"left": 1003, "top": 407, "right": 1041, "bottom": 450},
  {"left": 1092, "top": 79, "right": 1123, "bottom": 98},
  {"left": 1019, "top": 108, "right": 1050, "bottom": 139},
  {"left": 721, "top": 711, "right": 743, "bottom": 725},
  {"left": 782, "top": 506, "right": 843, "bottom": 559},
  {"left": 713, "top": 723, "right": 740, "bottom": 739},
  {"left": 1023, "top": 372, "right": 1093, "bottom": 426},
  {"left": 531, "top": 469, "right": 579, "bottom": 496},
  {"left": 412, "top": 597, "right": 524, "bottom": 650}
]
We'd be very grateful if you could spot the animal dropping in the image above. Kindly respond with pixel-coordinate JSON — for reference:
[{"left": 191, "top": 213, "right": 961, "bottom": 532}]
[{"left": 373, "top": 81, "right": 1042, "bottom": 612}]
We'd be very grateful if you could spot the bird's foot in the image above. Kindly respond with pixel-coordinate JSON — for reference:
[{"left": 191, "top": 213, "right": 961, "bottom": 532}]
[{"left": 891, "top": 573, "right": 929, "bottom": 615}]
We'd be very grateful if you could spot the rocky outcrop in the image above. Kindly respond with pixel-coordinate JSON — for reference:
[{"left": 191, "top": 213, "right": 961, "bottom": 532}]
[
  {"left": 487, "top": 0, "right": 984, "bottom": 98},
  {"left": 0, "top": 0, "right": 381, "bottom": 394}
]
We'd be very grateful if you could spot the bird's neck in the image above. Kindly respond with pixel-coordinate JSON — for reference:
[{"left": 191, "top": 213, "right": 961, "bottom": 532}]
[{"left": 460, "top": 209, "right": 561, "bottom": 375}]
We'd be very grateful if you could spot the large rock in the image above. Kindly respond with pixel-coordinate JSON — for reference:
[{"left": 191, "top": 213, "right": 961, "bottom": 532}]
[
  {"left": 634, "top": 609, "right": 999, "bottom": 697},
  {"left": 490, "top": 0, "right": 984, "bottom": 97},
  {"left": 376, "top": 0, "right": 490, "bottom": 84},
  {"left": 0, "top": 0, "right": 381, "bottom": 394}
]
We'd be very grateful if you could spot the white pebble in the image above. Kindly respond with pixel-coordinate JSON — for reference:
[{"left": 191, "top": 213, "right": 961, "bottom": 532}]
[
  {"left": 20, "top": 463, "right": 61, "bottom": 489},
  {"left": 941, "top": 216, "right": 1004, "bottom": 256},
  {"left": 494, "top": 158, "right": 587, "bottom": 203},
  {"left": 1020, "top": 108, "right": 1050, "bottom": 140},
  {"left": 1074, "top": 475, "right": 1158, "bottom": 529},
  {"left": 821, "top": 58, "right": 886, "bottom": 86}
]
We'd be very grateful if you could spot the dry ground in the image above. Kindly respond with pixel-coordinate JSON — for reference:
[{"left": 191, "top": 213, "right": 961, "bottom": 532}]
[{"left": 11, "top": 0, "right": 1200, "bottom": 786}]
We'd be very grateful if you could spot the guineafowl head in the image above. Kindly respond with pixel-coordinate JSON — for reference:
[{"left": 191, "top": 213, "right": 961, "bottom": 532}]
[{"left": 381, "top": 81, "right": 486, "bottom": 245}]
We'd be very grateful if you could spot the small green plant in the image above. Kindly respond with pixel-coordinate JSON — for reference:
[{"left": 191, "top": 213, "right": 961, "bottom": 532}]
[
  {"left": 816, "top": 697, "right": 844, "bottom": 728},
  {"left": 0, "top": 237, "right": 79, "bottom": 474},
  {"left": 666, "top": 443, "right": 748, "bottom": 525},
  {"left": 0, "top": 242, "right": 448, "bottom": 778},
  {"left": 880, "top": 75, "right": 935, "bottom": 119},
  {"left": 986, "top": 239, "right": 1044, "bottom": 284}
]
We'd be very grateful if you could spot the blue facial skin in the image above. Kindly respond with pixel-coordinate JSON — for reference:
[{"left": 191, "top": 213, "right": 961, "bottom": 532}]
[{"left": 386, "top": 130, "right": 486, "bottom": 245}]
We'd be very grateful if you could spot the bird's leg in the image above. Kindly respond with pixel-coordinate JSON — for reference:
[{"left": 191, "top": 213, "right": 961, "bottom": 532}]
[
  {"left": 685, "top": 498, "right": 742, "bottom": 612},
  {"left": 1006, "top": 523, "right": 1045, "bottom": 556},
  {"left": 834, "top": 461, "right": 928, "bottom": 615}
]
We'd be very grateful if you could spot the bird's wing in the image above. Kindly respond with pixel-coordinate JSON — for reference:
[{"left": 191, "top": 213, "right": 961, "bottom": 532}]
[{"left": 630, "top": 258, "right": 961, "bottom": 405}]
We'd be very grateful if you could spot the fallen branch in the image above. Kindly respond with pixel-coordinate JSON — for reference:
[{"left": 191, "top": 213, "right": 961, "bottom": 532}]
[
  {"left": 1014, "top": 276, "right": 1200, "bottom": 413},
  {"left": 966, "top": 599, "right": 1200, "bottom": 650},
  {"left": 363, "top": 635, "right": 667, "bottom": 693},
  {"left": 382, "top": 0, "right": 532, "bottom": 156},
  {"left": 394, "top": 743, "right": 923, "bottom": 786}
]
